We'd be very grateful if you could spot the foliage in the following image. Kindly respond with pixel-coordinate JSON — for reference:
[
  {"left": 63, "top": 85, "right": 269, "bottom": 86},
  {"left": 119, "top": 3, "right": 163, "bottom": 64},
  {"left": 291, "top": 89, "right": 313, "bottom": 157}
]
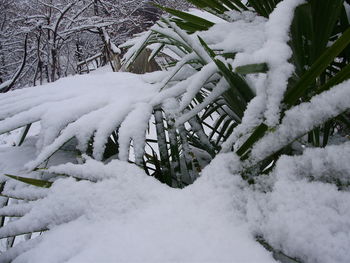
[
  {"left": 121, "top": 0, "right": 350, "bottom": 184},
  {"left": 0, "top": 0, "right": 349, "bottom": 190},
  {"left": 0, "top": 0, "right": 349, "bottom": 261}
]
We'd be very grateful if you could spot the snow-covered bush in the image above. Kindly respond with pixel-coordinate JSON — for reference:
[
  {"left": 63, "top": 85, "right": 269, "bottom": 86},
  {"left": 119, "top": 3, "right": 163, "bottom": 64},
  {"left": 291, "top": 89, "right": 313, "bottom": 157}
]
[{"left": 0, "top": 0, "right": 349, "bottom": 262}]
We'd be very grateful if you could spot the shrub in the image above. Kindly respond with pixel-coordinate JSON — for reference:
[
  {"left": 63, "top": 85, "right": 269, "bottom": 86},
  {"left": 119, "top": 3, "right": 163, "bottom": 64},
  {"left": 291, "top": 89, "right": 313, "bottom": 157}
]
[{"left": 0, "top": 0, "right": 349, "bottom": 262}]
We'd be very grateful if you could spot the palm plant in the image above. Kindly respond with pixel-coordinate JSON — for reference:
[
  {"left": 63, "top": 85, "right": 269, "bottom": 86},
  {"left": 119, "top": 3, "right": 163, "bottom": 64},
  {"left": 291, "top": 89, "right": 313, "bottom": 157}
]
[
  {"left": 121, "top": 0, "right": 350, "bottom": 182},
  {"left": 0, "top": 0, "right": 349, "bottom": 261}
]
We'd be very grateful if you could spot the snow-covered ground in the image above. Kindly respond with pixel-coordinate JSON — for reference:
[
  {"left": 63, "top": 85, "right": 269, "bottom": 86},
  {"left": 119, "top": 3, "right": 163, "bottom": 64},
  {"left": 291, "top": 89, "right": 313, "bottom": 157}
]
[
  {"left": 0, "top": 146, "right": 275, "bottom": 263},
  {"left": 1, "top": 136, "right": 350, "bottom": 262}
]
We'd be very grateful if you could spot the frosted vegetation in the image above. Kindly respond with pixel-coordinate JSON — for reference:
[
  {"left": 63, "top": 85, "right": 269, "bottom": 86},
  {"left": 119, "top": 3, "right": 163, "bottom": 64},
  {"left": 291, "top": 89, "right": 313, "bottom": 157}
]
[{"left": 0, "top": 0, "right": 350, "bottom": 262}]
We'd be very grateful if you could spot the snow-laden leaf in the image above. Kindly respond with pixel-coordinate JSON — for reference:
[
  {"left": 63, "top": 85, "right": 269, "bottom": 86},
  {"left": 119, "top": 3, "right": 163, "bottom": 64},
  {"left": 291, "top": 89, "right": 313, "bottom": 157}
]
[
  {"left": 1, "top": 186, "right": 48, "bottom": 201},
  {"left": 4, "top": 174, "right": 52, "bottom": 188},
  {"left": 0, "top": 236, "right": 43, "bottom": 263},
  {"left": 0, "top": 72, "right": 159, "bottom": 169},
  {"left": 250, "top": 79, "right": 350, "bottom": 163},
  {"left": 0, "top": 202, "right": 33, "bottom": 217}
]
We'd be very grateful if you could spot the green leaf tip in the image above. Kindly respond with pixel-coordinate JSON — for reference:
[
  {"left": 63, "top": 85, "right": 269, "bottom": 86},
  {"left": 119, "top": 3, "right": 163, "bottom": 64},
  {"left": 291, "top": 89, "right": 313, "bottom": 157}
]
[{"left": 4, "top": 174, "right": 52, "bottom": 188}]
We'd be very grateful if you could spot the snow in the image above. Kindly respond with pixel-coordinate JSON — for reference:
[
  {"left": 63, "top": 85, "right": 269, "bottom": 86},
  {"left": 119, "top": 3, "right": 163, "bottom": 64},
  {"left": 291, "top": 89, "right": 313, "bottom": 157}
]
[
  {"left": 0, "top": 71, "right": 159, "bottom": 170},
  {"left": 124, "top": 0, "right": 305, "bottom": 140},
  {"left": 261, "top": 0, "right": 305, "bottom": 126},
  {"left": 157, "top": 52, "right": 197, "bottom": 89},
  {"left": 178, "top": 62, "right": 217, "bottom": 111},
  {"left": 0, "top": 80, "right": 12, "bottom": 92},
  {"left": 187, "top": 8, "right": 226, "bottom": 23},
  {"left": 0, "top": 138, "right": 37, "bottom": 176},
  {"left": 0, "top": 1, "right": 350, "bottom": 262},
  {"left": 102, "top": 28, "right": 121, "bottom": 54},
  {"left": 0, "top": 154, "right": 276, "bottom": 263},
  {"left": 121, "top": 31, "right": 152, "bottom": 69},
  {"left": 176, "top": 77, "right": 229, "bottom": 126},
  {"left": 200, "top": 12, "right": 266, "bottom": 54},
  {"left": 250, "top": 79, "right": 350, "bottom": 163},
  {"left": 0, "top": 202, "right": 33, "bottom": 217},
  {"left": 2, "top": 141, "right": 350, "bottom": 262},
  {"left": 248, "top": 143, "right": 350, "bottom": 263},
  {"left": 118, "top": 103, "right": 153, "bottom": 164},
  {"left": 0, "top": 129, "right": 24, "bottom": 148}
]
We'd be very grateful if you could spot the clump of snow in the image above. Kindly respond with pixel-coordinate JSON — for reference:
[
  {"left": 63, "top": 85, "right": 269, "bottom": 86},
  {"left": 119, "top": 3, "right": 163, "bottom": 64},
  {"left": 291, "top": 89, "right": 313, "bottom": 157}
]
[
  {"left": 247, "top": 143, "right": 350, "bottom": 263},
  {"left": 200, "top": 12, "right": 266, "bottom": 54},
  {"left": 187, "top": 8, "right": 226, "bottom": 23},
  {"left": 2, "top": 145, "right": 350, "bottom": 263},
  {"left": 118, "top": 103, "right": 153, "bottom": 164},
  {"left": 0, "top": 156, "right": 275, "bottom": 263},
  {"left": 0, "top": 131, "right": 19, "bottom": 147},
  {"left": 259, "top": 0, "right": 305, "bottom": 126},
  {"left": 0, "top": 72, "right": 159, "bottom": 170},
  {"left": 250, "top": 79, "right": 350, "bottom": 162},
  {"left": 0, "top": 139, "right": 37, "bottom": 177},
  {"left": 269, "top": 142, "right": 350, "bottom": 185}
]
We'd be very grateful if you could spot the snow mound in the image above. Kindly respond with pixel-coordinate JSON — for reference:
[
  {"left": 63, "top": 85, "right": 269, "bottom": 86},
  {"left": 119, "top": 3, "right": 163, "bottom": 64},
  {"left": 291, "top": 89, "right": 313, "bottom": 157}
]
[
  {"left": 248, "top": 143, "right": 350, "bottom": 263},
  {"left": 2, "top": 144, "right": 350, "bottom": 263},
  {"left": 1, "top": 155, "right": 275, "bottom": 263}
]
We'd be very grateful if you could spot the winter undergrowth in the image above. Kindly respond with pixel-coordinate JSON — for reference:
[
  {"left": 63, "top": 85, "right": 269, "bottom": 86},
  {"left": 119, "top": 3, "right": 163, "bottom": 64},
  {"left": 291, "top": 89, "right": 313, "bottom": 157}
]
[{"left": 0, "top": 0, "right": 349, "bottom": 262}]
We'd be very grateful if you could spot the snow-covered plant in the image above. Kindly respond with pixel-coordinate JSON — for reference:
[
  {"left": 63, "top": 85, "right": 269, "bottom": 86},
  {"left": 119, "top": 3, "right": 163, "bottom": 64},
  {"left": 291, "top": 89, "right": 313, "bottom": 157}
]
[
  {"left": 0, "top": 0, "right": 349, "bottom": 262},
  {"left": 121, "top": 0, "right": 350, "bottom": 181}
]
